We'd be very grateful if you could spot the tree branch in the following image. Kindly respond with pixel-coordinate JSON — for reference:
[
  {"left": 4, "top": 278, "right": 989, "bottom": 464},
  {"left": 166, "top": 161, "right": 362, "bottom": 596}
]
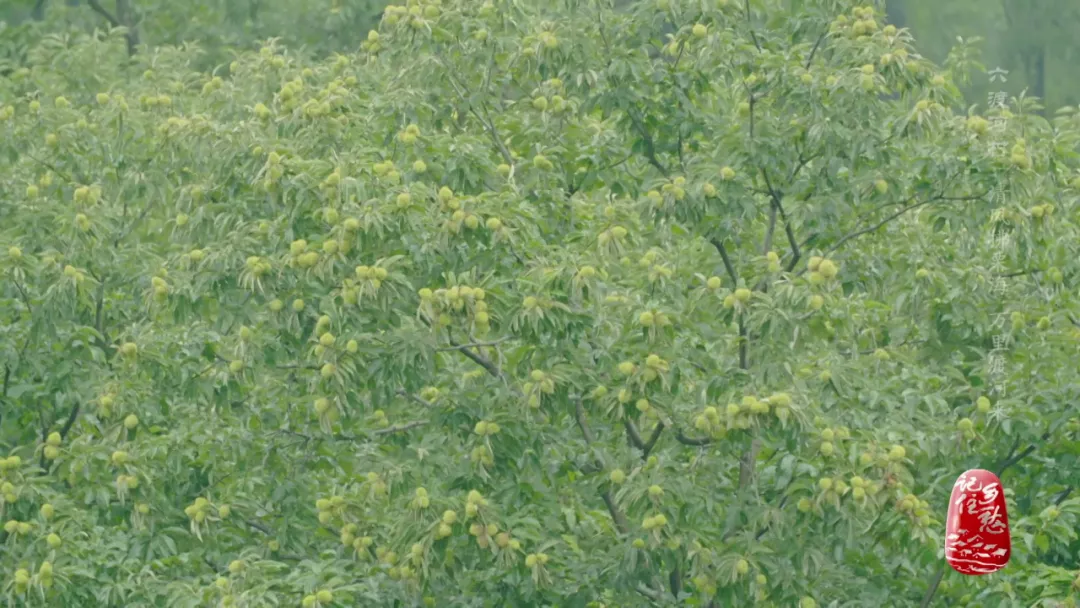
[
  {"left": 575, "top": 398, "right": 596, "bottom": 444},
  {"left": 669, "top": 563, "right": 683, "bottom": 599},
  {"left": 576, "top": 398, "right": 629, "bottom": 534},
  {"left": 83, "top": 0, "right": 141, "bottom": 55},
  {"left": 824, "top": 197, "right": 927, "bottom": 257},
  {"left": 758, "top": 168, "right": 803, "bottom": 276},
  {"left": 1054, "top": 486, "right": 1073, "bottom": 505},
  {"left": 673, "top": 427, "right": 713, "bottom": 446},
  {"left": 996, "top": 268, "right": 1040, "bottom": 278},
  {"left": 994, "top": 430, "right": 1050, "bottom": 476},
  {"left": 1, "top": 365, "right": 9, "bottom": 410},
  {"left": 32, "top": 0, "right": 48, "bottom": 20},
  {"left": 396, "top": 390, "right": 436, "bottom": 409},
  {"left": 643, "top": 422, "right": 664, "bottom": 455},
  {"left": 738, "top": 437, "right": 762, "bottom": 489},
  {"left": 244, "top": 518, "right": 272, "bottom": 535},
  {"left": 778, "top": 202, "right": 802, "bottom": 271},
  {"left": 600, "top": 491, "right": 628, "bottom": 536},
  {"left": 86, "top": 0, "right": 121, "bottom": 27},
  {"left": 429, "top": 58, "right": 514, "bottom": 166},
  {"left": 12, "top": 278, "right": 34, "bottom": 315},
  {"left": 36, "top": 398, "right": 50, "bottom": 473},
  {"left": 710, "top": 238, "right": 739, "bottom": 286},
  {"left": 710, "top": 236, "right": 748, "bottom": 366},
  {"left": 822, "top": 191, "right": 987, "bottom": 259},
  {"left": 762, "top": 200, "right": 777, "bottom": 256},
  {"left": 805, "top": 32, "right": 826, "bottom": 70},
  {"left": 624, "top": 419, "right": 645, "bottom": 450},
  {"left": 624, "top": 419, "right": 664, "bottom": 459},
  {"left": 759, "top": 169, "right": 783, "bottom": 257},
  {"left": 478, "top": 101, "right": 514, "bottom": 166},
  {"left": 757, "top": 167, "right": 804, "bottom": 272},
  {"left": 786, "top": 151, "right": 818, "bottom": 185},
  {"left": 114, "top": 202, "right": 154, "bottom": 247},
  {"left": 435, "top": 337, "right": 510, "bottom": 351},
  {"left": 754, "top": 495, "right": 789, "bottom": 540},
  {"left": 627, "top": 106, "right": 669, "bottom": 177},
  {"left": 744, "top": 0, "right": 762, "bottom": 52},
  {"left": 89, "top": 273, "right": 115, "bottom": 362},
  {"left": 447, "top": 336, "right": 503, "bottom": 379},
  {"left": 634, "top": 583, "right": 666, "bottom": 603},
  {"left": 736, "top": 321, "right": 749, "bottom": 370},
  {"left": 59, "top": 402, "right": 80, "bottom": 439},
  {"left": 919, "top": 566, "right": 945, "bottom": 608},
  {"left": 372, "top": 420, "right": 428, "bottom": 435}
]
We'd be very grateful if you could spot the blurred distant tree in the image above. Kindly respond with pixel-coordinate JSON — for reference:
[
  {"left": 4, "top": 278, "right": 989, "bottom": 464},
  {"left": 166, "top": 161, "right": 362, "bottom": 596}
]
[
  {"left": 886, "top": 0, "right": 1080, "bottom": 113},
  {"left": 999, "top": 0, "right": 1080, "bottom": 112},
  {"left": 1, "top": 0, "right": 386, "bottom": 67}
]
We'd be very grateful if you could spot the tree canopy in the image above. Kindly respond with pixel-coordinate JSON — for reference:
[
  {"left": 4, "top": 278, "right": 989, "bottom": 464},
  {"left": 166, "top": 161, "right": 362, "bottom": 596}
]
[{"left": 1, "top": 0, "right": 1079, "bottom": 606}]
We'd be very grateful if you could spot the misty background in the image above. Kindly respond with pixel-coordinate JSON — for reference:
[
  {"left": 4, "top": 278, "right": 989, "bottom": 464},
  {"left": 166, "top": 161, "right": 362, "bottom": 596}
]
[{"left": 3, "top": 0, "right": 1079, "bottom": 114}]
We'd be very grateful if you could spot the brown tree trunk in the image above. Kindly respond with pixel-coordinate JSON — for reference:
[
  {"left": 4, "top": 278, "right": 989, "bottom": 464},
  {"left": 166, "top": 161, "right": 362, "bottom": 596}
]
[
  {"left": 116, "top": 0, "right": 139, "bottom": 56},
  {"left": 886, "top": 0, "right": 907, "bottom": 28},
  {"left": 86, "top": 0, "right": 139, "bottom": 55},
  {"left": 1033, "top": 45, "right": 1046, "bottom": 112},
  {"left": 1022, "top": 46, "right": 1047, "bottom": 116}
]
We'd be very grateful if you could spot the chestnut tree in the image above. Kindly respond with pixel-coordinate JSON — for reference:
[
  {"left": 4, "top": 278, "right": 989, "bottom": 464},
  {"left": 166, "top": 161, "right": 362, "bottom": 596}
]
[{"left": 1, "top": 0, "right": 1079, "bottom": 606}]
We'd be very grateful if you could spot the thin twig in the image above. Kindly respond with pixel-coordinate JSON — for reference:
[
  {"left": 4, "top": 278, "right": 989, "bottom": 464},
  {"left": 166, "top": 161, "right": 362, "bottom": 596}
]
[
  {"left": 762, "top": 201, "right": 778, "bottom": 256},
  {"left": 823, "top": 191, "right": 988, "bottom": 260},
  {"left": 12, "top": 278, "right": 34, "bottom": 315},
  {"left": 996, "top": 269, "right": 1040, "bottom": 278},
  {"left": 744, "top": 0, "right": 762, "bottom": 51},
  {"left": 1054, "top": 486, "right": 1073, "bottom": 505},
  {"left": 435, "top": 337, "right": 510, "bottom": 351},
  {"left": 396, "top": 390, "right": 436, "bottom": 409},
  {"left": 626, "top": 107, "right": 669, "bottom": 177},
  {"left": 244, "top": 519, "right": 272, "bottom": 535},
  {"left": 438, "top": 58, "right": 513, "bottom": 165},
  {"left": 919, "top": 566, "right": 945, "bottom": 608},
  {"left": 22, "top": 152, "right": 76, "bottom": 184},
  {"left": 805, "top": 32, "right": 826, "bottom": 70},
  {"left": 372, "top": 420, "right": 428, "bottom": 435}
]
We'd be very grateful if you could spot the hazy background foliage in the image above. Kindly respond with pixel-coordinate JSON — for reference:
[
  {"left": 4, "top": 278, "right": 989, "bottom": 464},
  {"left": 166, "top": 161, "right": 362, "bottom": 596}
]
[
  {"left": 0, "top": 0, "right": 386, "bottom": 70},
  {"left": 888, "top": 0, "right": 1080, "bottom": 113},
  {"left": 3, "top": 1, "right": 1078, "bottom": 112}
]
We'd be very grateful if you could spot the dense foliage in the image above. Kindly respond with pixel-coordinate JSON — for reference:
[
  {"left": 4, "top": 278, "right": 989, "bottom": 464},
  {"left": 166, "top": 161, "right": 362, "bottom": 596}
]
[{"left": 1, "top": 0, "right": 1079, "bottom": 606}]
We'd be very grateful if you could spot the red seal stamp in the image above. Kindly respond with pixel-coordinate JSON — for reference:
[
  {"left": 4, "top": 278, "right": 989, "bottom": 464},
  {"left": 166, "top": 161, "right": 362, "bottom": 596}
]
[{"left": 945, "top": 469, "right": 1011, "bottom": 575}]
